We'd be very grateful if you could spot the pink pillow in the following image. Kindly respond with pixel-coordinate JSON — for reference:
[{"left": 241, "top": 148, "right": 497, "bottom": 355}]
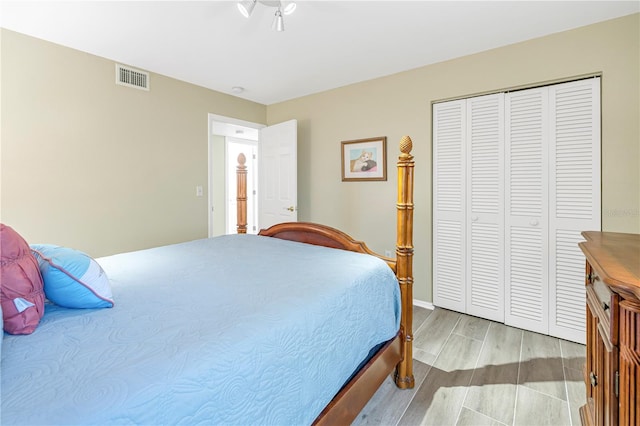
[{"left": 0, "top": 224, "right": 45, "bottom": 334}]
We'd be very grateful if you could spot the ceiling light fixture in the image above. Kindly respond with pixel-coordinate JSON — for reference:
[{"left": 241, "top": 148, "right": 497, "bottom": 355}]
[
  {"left": 237, "top": 0, "right": 296, "bottom": 32},
  {"left": 281, "top": 1, "right": 296, "bottom": 15},
  {"left": 237, "top": 0, "right": 257, "bottom": 18},
  {"left": 272, "top": 8, "right": 284, "bottom": 31}
]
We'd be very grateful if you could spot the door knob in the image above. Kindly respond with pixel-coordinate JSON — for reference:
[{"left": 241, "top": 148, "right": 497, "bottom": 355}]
[{"left": 285, "top": 206, "right": 295, "bottom": 212}]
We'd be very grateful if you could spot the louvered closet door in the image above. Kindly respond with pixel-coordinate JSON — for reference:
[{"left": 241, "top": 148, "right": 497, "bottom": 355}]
[
  {"left": 433, "top": 100, "right": 466, "bottom": 312},
  {"left": 548, "top": 78, "right": 601, "bottom": 344},
  {"left": 433, "top": 78, "right": 600, "bottom": 344},
  {"left": 466, "top": 94, "right": 505, "bottom": 322},
  {"left": 505, "top": 88, "right": 550, "bottom": 335}
]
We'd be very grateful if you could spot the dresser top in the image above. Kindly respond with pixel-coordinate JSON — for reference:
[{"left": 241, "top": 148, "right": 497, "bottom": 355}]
[{"left": 579, "top": 231, "right": 640, "bottom": 300}]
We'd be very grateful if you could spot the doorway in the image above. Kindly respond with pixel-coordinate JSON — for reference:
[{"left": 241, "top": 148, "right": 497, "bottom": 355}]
[
  {"left": 208, "top": 115, "right": 298, "bottom": 237},
  {"left": 226, "top": 138, "right": 258, "bottom": 234},
  {"left": 208, "top": 114, "right": 263, "bottom": 237}
]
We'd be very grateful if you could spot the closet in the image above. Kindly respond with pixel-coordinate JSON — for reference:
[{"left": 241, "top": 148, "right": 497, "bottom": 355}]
[{"left": 433, "top": 77, "right": 601, "bottom": 344}]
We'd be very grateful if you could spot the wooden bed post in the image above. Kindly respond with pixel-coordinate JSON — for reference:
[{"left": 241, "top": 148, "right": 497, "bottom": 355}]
[
  {"left": 236, "top": 153, "right": 248, "bottom": 234},
  {"left": 395, "top": 136, "right": 415, "bottom": 389}
]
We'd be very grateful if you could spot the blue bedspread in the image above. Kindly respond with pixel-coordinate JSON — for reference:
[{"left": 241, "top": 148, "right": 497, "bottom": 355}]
[{"left": 1, "top": 234, "right": 400, "bottom": 425}]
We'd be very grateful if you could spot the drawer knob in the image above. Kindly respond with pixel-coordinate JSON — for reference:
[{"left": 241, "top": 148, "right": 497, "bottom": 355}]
[{"left": 590, "top": 371, "right": 598, "bottom": 387}]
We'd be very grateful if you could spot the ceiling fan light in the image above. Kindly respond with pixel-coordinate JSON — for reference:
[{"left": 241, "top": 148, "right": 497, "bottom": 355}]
[
  {"left": 237, "top": 0, "right": 256, "bottom": 18},
  {"left": 272, "top": 9, "right": 284, "bottom": 31},
  {"left": 282, "top": 1, "right": 296, "bottom": 15}
]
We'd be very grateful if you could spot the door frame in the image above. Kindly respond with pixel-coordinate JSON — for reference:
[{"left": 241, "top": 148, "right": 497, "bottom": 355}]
[{"left": 208, "top": 113, "right": 264, "bottom": 237}]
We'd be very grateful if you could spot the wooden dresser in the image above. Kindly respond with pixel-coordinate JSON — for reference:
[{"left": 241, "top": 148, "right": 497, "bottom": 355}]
[{"left": 579, "top": 231, "right": 640, "bottom": 426}]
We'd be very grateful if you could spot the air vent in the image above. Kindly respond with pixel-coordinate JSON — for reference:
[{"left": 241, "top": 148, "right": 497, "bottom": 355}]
[{"left": 115, "top": 64, "right": 149, "bottom": 90}]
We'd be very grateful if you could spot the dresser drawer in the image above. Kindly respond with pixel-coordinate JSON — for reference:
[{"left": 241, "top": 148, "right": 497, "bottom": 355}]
[{"left": 587, "top": 267, "right": 619, "bottom": 345}]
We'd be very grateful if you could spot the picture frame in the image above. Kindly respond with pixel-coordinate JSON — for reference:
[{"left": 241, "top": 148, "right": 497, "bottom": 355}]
[{"left": 341, "top": 136, "right": 387, "bottom": 182}]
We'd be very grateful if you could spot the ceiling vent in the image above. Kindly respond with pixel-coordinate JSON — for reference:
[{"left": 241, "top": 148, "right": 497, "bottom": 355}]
[{"left": 115, "top": 64, "right": 149, "bottom": 91}]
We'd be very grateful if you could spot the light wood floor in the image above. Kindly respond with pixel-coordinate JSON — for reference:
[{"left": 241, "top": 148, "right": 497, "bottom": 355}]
[{"left": 353, "top": 306, "right": 587, "bottom": 426}]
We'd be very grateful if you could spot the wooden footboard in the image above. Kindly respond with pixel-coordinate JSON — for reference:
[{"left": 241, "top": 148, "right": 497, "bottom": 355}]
[{"left": 236, "top": 136, "right": 415, "bottom": 423}]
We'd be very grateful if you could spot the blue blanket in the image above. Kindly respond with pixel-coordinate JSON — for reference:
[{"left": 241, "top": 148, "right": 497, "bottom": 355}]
[{"left": 2, "top": 234, "right": 400, "bottom": 425}]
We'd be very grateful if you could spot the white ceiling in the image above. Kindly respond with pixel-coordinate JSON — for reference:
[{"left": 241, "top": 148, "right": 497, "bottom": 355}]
[{"left": 1, "top": 1, "right": 638, "bottom": 105}]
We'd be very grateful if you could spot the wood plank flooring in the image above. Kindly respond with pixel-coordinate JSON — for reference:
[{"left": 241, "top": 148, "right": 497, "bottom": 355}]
[{"left": 353, "top": 306, "right": 586, "bottom": 426}]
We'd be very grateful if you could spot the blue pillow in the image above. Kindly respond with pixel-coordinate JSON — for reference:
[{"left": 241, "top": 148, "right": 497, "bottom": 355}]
[{"left": 30, "top": 245, "right": 114, "bottom": 309}]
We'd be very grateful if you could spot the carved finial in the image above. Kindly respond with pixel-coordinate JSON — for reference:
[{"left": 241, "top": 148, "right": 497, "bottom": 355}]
[
  {"left": 399, "top": 136, "right": 413, "bottom": 155},
  {"left": 238, "top": 153, "right": 246, "bottom": 166}
]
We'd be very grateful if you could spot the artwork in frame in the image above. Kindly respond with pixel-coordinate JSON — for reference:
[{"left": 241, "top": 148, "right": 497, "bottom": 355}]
[{"left": 341, "top": 137, "right": 387, "bottom": 182}]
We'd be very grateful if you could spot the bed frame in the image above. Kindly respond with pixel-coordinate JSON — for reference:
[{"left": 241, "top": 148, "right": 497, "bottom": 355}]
[{"left": 235, "top": 136, "right": 415, "bottom": 425}]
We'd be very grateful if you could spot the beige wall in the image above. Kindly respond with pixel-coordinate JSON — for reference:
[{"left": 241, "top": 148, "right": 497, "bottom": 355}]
[
  {"left": 1, "top": 29, "right": 266, "bottom": 257},
  {"left": 267, "top": 14, "right": 640, "bottom": 302}
]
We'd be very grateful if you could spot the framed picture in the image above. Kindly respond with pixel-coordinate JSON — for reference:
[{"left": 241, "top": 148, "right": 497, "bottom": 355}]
[{"left": 341, "top": 137, "right": 387, "bottom": 182}]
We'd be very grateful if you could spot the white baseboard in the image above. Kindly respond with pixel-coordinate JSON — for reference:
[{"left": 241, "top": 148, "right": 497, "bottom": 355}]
[{"left": 413, "top": 299, "right": 435, "bottom": 310}]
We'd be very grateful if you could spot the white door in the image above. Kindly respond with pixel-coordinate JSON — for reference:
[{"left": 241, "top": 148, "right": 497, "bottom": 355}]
[
  {"left": 504, "top": 87, "right": 550, "bottom": 335},
  {"left": 466, "top": 93, "right": 505, "bottom": 322},
  {"left": 259, "top": 119, "right": 297, "bottom": 229},
  {"left": 547, "top": 78, "right": 601, "bottom": 343},
  {"left": 433, "top": 94, "right": 505, "bottom": 322},
  {"left": 433, "top": 100, "right": 467, "bottom": 313}
]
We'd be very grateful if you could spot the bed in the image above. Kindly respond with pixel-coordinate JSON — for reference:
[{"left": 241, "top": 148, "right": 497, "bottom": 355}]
[{"left": 1, "top": 136, "right": 415, "bottom": 425}]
